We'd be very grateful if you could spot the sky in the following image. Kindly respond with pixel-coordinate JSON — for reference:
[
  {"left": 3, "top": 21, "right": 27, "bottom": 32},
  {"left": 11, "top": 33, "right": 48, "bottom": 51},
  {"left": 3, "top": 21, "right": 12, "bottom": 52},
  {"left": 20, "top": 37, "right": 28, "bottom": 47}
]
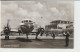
[{"left": 1, "top": 1, "right": 74, "bottom": 29}]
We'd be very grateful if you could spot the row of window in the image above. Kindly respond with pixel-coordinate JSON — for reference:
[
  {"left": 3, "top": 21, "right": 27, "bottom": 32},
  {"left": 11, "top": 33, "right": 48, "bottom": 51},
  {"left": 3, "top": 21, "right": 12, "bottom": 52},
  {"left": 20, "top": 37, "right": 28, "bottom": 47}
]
[
  {"left": 21, "top": 20, "right": 32, "bottom": 23},
  {"left": 51, "top": 21, "right": 70, "bottom": 24}
]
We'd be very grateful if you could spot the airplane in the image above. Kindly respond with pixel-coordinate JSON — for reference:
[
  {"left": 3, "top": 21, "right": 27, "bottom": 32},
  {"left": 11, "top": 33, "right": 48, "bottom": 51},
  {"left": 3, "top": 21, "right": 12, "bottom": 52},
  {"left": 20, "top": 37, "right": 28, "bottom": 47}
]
[{"left": 1, "top": 19, "right": 44, "bottom": 40}]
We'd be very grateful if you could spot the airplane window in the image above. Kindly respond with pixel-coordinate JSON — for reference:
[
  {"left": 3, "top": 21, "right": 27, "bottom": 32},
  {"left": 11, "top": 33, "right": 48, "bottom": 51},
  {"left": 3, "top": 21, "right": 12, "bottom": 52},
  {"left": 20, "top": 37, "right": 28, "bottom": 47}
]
[
  {"left": 26, "top": 20, "right": 28, "bottom": 22},
  {"left": 22, "top": 21, "right": 24, "bottom": 23},
  {"left": 61, "top": 21, "right": 63, "bottom": 24},
  {"left": 24, "top": 20, "right": 26, "bottom": 22},
  {"left": 29, "top": 20, "right": 32, "bottom": 22}
]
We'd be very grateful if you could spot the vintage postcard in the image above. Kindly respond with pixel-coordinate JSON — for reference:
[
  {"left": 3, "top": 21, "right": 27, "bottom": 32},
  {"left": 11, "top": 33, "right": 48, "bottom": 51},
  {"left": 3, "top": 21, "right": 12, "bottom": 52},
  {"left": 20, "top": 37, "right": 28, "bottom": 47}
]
[{"left": 0, "top": 0, "right": 74, "bottom": 49}]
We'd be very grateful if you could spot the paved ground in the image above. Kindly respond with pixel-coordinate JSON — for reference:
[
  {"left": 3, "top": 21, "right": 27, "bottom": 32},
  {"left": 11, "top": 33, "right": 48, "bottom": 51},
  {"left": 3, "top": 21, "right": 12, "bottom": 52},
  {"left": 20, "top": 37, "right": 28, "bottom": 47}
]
[
  {"left": 1, "top": 36, "right": 73, "bottom": 40},
  {"left": 1, "top": 33, "right": 73, "bottom": 39},
  {"left": 1, "top": 39, "right": 73, "bottom": 48},
  {"left": 1, "top": 34, "right": 73, "bottom": 48}
]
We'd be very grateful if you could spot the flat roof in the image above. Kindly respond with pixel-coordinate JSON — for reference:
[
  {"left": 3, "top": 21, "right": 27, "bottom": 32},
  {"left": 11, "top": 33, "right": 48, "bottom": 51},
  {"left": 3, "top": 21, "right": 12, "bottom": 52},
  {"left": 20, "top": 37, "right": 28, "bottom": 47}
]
[{"left": 50, "top": 20, "right": 73, "bottom": 23}]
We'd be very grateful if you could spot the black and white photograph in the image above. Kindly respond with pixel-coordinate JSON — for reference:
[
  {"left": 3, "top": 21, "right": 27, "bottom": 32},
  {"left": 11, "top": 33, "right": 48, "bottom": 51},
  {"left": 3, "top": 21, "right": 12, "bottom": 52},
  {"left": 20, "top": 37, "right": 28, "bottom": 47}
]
[{"left": 0, "top": 1, "right": 74, "bottom": 48}]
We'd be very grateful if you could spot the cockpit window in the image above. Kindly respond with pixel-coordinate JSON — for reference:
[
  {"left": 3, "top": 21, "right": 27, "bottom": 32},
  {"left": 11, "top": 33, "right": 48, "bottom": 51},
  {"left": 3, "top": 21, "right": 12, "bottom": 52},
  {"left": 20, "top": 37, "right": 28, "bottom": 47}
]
[
  {"left": 22, "top": 20, "right": 32, "bottom": 23},
  {"left": 23, "top": 20, "right": 28, "bottom": 22},
  {"left": 29, "top": 20, "right": 32, "bottom": 22},
  {"left": 26, "top": 20, "right": 28, "bottom": 22},
  {"left": 22, "top": 21, "right": 24, "bottom": 23},
  {"left": 24, "top": 20, "right": 26, "bottom": 22}
]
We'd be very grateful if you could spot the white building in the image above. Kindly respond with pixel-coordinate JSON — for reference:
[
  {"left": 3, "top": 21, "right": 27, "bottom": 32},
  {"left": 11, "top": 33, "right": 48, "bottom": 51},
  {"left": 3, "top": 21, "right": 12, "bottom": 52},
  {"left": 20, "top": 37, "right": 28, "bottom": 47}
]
[{"left": 45, "top": 20, "right": 73, "bottom": 30}]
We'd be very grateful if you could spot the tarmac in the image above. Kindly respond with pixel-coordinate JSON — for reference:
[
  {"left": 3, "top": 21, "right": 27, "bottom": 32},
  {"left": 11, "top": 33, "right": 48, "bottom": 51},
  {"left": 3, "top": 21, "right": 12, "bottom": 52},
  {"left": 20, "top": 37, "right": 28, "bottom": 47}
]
[
  {"left": 1, "top": 35, "right": 73, "bottom": 40},
  {"left": 1, "top": 34, "right": 73, "bottom": 48}
]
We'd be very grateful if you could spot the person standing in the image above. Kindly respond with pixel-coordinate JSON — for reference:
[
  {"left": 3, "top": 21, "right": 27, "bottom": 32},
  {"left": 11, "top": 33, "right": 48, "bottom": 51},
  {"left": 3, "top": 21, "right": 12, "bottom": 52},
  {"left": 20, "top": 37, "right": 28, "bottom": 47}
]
[
  {"left": 52, "top": 32, "right": 55, "bottom": 39},
  {"left": 40, "top": 28, "right": 44, "bottom": 36},
  {"left": 18, "top": 28, "right": 22, "bottom": 36},
  {"left": 63, "top": 31, "right": 70, "bottom": 47},
  {"left": 35, "top": 28, "right": 41, "bottom": 40}
]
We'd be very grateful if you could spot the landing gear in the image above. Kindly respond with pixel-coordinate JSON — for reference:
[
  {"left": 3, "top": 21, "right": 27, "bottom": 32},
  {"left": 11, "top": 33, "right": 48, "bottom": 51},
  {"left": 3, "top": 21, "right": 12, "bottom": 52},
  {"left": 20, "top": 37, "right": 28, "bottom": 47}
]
[
  {"left": 35, "top": 32, "right": 39, "bottom": 40},
  {"left": 25, "top": 33, "right": 32, "bottom": 42},
  {"left": 5, "top": 35, "right": 9, "bottom": 40},
  {"left": 35, "top": 36, "right": 38, "bottom": 40}
]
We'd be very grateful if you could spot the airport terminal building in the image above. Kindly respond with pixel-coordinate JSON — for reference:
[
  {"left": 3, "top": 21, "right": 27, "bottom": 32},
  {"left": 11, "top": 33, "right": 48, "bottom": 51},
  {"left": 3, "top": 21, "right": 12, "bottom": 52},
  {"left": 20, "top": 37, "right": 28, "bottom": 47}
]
[{"left": 45, "top": 20, "right": 73, "bottom": 31}]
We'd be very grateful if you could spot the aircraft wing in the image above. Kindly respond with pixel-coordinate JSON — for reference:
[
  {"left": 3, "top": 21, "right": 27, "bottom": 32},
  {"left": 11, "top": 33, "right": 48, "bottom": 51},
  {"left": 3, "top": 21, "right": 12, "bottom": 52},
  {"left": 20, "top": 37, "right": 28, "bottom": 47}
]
[{"left": 10, "top": 29, "right": 19, "bottom": 33}]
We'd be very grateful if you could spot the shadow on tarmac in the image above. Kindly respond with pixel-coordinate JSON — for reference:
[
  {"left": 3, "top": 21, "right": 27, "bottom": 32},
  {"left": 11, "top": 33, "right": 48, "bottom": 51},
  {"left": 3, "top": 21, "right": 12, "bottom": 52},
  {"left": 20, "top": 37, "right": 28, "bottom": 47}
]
[
  {"left": 16, "top": 38, "right": 32, "bottom": 42},
  {"left": 35, "top": 39, "right": 42, "bottom": 41}
]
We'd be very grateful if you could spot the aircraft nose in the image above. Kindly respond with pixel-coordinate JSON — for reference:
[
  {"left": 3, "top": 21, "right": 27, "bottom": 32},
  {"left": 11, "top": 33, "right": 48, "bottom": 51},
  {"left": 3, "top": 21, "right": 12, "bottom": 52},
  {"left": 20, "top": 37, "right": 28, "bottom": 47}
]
[{"left": 28, "top": 24, "right": 31, "bottom": 28}]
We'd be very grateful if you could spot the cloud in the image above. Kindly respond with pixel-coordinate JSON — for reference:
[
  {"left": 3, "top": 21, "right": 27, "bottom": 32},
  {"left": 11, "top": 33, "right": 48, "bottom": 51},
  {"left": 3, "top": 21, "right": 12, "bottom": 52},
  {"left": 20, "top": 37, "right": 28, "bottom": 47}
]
[
  {"left": 50, "top": 7, "right": 61, "bottom": 20},
  {"left": 50, "top": 7, "right": 72, "bottom": 21},
  {"left": 2, "top": 3, "right": 18, "bottom": 13},
  {"left": 28, "top": 12, "right": 41, "bottom": 18},
  {"left": 1, "top": 1, "right": 73, "bottom": 28},
  {"left": 15, "top": 8, "right": 28, "bottom": 17},
  {"left": 50, "top": 7, "right": 59, "bottom": 14},
  {"left": 30, "top": 2, "right": 44, "bottom": 12},
  {"left": 34, "top": 2, "right": 44, "bottom": 9}
]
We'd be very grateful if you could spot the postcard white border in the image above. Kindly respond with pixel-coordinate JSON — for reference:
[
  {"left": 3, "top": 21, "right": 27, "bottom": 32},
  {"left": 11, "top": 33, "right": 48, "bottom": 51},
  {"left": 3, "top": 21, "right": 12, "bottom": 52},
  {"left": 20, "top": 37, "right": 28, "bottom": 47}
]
[{"left": 0, "top": 1, "right": 80, "bottom": 52}]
